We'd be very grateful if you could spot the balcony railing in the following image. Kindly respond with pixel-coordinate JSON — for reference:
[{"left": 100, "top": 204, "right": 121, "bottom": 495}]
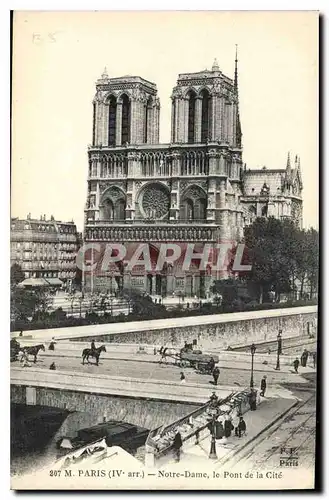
[{"left": 86, "top": 219, "right": 215, "bottom": 226}]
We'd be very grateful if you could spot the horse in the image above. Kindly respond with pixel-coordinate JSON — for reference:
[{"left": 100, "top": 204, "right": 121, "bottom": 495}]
[
  {"left": 158, "top": 346, "right": 180, "bottom": 365},
  {"left": 24, "top": 344, "right": 45, "bottom": 363},
  {"left": 82, "top": 345, "right": 106, "bottom": 366}
]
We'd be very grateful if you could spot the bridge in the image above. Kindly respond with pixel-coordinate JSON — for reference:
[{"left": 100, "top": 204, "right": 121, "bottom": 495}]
[{"left": 11, "top": 366, "right": 236, "bottom": 429}]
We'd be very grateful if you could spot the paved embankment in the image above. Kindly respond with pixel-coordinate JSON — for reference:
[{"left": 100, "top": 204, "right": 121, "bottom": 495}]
[{"left": 15, "top": 337, "right": 317, "bottom": 373}]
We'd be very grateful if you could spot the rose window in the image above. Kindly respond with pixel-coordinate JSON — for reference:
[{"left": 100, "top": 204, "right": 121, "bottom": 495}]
[{"left": 141, "top": 184, "right": 170, "bottom": 219}]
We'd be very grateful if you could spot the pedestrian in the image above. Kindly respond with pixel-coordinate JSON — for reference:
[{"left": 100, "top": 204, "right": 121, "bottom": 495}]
[
  {"left": 210, "top": 391, "right": 218, "bottom": 407},
  {"left": 235, "top": 416, "right": 247, "bottom": 438},
  {"left": 312, "top": 351, "right": 317, "bottom": 368},
  {"left": 215, "top": 420, "right": 224, "bottom": 440},
  {"left": 301, "top": 349, "right": 309, "bottom": 368},
  {"left": 260, "top": 375, "right": 267, "bottom": 397},
  {"left": 180, "top": 372, "right": 186, "bottom": 384},
  {"left": 173, "top": 432, "right": 183, "bottom": 462},
  {"left": 212, "top": 366, "right": 220, "bottom": 386},
  {"left": 249, "top": 389, "right": 257, "bottom": 411},
  {"left": 209, "top": 357, "right": 215, "bottom": 372},
  {"left": 293, "top": 357, "right": 300, "bottom": 373},
  {"left": 224, "top": 415, "right": 234, "bottom": 438},
  {"left": 49, "top": 362, "right": 56, "bottom": 370},
  {"left": 278, "top": 330, "right": 283, "bottom": 355},
  {"left": 19, "top": 330, "right": 23, "bottom": 337}
]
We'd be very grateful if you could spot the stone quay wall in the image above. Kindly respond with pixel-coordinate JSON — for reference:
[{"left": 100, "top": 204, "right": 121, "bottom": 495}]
[
  {"left": 71, "top": 307, "right": 317, "bottom": 350},
  {"left": 10, "top": 385, "right": 200, "bottom": 429}
]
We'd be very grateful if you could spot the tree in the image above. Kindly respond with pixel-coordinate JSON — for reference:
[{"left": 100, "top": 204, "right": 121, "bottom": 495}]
[
  {"left": 210, "top": 279, "right": 238, "bottom": 307},
  {"left": 10, "top": 263, "right": 25, "bottom": 285},
  {"left": 241, "top": 218, "right": 319, "bottom": 304},
  {"left": 11, "top": 287, "right": 51, "bottom": 322},
  {"left": 297, "top": 228, "right": 319, "bottom": 298},
  {"left": 242, "top": 217, "right": 297, "bottom": 303},
  {"left": 120, "top": 288, "right": 166, "bottom": 316}
]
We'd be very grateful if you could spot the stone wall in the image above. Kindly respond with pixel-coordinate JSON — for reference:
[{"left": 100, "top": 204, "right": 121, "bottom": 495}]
[
  {"left": 11, "top": 385, "right": 200, "bottom": 429},
  {"left": 72, "top": 310, "right": 317, "bottom": 350}
]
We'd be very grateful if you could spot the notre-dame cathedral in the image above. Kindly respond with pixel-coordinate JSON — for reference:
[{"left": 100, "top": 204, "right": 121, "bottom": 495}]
[{"left": 83, "top": 53, "right": 303, "bottom": 297}]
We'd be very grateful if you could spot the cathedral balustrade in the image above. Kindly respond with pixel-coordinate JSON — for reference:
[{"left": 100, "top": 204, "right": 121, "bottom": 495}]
[
  {"left": 180, "top": 151, "right": 209, "bottom": 176},
  {"left": 86, "top": 218, "right": 214, "bottom": 226},
  {"left": 84, "top": 225, "right": 216, "bottom": 242},
  {"left": 140, "top": 152, "right": 172, "bottom": 177},
  {"left": 100, "top": 155, "right": 128, "bottom": 178}
]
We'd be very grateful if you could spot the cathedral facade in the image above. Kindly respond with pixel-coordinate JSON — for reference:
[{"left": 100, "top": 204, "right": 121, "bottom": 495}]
[{"left": 83, "top": 55, "right": 303, "bottom": 297}]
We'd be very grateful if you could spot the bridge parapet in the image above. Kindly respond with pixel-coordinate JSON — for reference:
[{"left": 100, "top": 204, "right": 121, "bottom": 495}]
[{"left": 10, "top": 367, "right": 233, "bottom": 405}]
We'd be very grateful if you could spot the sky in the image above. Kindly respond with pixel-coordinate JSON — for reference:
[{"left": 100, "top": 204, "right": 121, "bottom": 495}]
[{"left": 11, "top": 11, "right": 319, "bottom": 231}]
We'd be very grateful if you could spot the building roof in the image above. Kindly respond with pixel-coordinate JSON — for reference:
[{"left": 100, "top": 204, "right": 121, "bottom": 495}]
[{"left": 243, "top": 169, "right": 284, "bottom": 196}]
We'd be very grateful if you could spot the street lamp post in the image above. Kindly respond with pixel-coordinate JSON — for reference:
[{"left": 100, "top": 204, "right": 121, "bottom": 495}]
[
  {"left": 250, "top": 343, "right": 256, "bottom": 389},
  {"left": 275, "top": 330, "right": 282, "bottom": 371},
  {"left": 209, "top": 409, "right": 218, "bottom": 460}
]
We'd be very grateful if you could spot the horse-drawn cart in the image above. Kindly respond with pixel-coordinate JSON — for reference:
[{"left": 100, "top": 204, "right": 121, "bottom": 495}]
[
  {"left": 159, "top": 345, "right": 219, "bottom": 374},
  {"left": 180, "top": 352, "right": 219, "bottom": 374}
]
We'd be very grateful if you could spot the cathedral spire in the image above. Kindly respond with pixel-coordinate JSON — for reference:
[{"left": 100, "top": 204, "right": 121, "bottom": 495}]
[
  {"left": 234, "top": 45, "right": 242, "bottom": 148},
  {"left": 286, "top": 152, "right": 292, "bottom": 176},
  {"left": 234, "top": 44, "right": 238, "bottom": 92}
]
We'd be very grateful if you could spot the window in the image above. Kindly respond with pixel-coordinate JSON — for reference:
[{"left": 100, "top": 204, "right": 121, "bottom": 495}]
[
  {"left": 144, "top": 97, "right": 153, "bottom": 143},
  {"left": 108, "top": 96, "right": 117, "bottom": 146},
  {"left": 200, "top": 89, "right": 210, "bottom": 143},
  {"left": 121, "top": 94, "right": 131, "bottom": 144},
  {"left": 187, "top": 91, "right": 196, "bottom": 144}
]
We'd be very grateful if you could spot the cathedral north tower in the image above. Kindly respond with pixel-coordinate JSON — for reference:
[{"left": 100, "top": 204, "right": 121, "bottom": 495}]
[{"left": 92, "top": 68, "right": 160, "bottom": 147}]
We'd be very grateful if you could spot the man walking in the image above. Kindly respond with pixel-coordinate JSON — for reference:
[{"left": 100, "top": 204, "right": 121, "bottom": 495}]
[
  {"left": 212, "top": 366, "right": 220, "bottom": 386},
  {"left": 173, "top": 432, "right": 183, "bottom": 462},
  {"left": 293, "top": 357, "right": 300, "bottom": 373},
  {"left": 260, "top": 375, "right": 267, "bottom": 397},
  {"left": 278, "top": 330, "right": 283, "bottom": 355},
  {"left": 236, "top": 416, "right": 247, "bottom": 438}
]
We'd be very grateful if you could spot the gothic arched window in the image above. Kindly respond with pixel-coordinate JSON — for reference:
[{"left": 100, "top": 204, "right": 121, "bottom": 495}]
[
  {"left": 182, "top": 199, "right": 194, "bottom": 220},
  {"left": 103, "top": 199, "right": 114, "bottom": 220},
  {"left": 200, "top": 89, "right": 210, "bottom": 143},
  {"left": 144, "top": 97, "right": 153, "bottom": 143},
  {"left": 194, "top": 198, "right": 207, "bottom": 220},
  {"left": 108, "top": 96, "right": 117, "bottom": 146},
  {"left": 121, "top": 94, "right": 131, "bottom": 144},
  {"left": 115, "top": 199, "right": 125, "bottom": 220},
  {"left": 180, "top": 186, "right": 207, "bottom": 221},
  {"left": 187, "top": 90, "right": 196, "bottom": 144}
]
